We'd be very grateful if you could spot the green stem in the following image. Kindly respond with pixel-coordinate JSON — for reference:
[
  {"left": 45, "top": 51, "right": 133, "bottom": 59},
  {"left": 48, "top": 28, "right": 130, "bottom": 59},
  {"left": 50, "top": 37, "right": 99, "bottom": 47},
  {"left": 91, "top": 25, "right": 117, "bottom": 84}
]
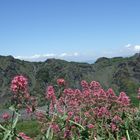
[
  {"left": 69, "top": 120, "right": 85, "bottom": 131},
  {"left": 3, "top": 130, "right": 11, "bottom": 140},
  {"left": 12, "top": 112, "right": 20, "bottom": 129},
  {"left": 0, "top": 124, "right": 7, "bottom": 131},
  {"left": 11, "top": 111, "right": 15, "bottom": 129},
  {"left": 126, "top": 130, "right": 131, "bottom": 140},
  {"left": 116, "top": 132, "right": 119, "bottom": 140}
]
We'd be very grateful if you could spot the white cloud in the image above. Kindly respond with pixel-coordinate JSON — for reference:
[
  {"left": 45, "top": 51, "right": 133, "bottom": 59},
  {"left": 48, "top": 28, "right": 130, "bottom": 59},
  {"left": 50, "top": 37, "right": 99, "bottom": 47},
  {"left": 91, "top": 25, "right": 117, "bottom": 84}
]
[
  {"left": 134, "top": 45, "right": 140, "bottom": 51},
  {"left": 42, "top": 54, "right": 55, "bottom": 57},
  {"left": 96, "top": 44, "right": 140, "bottom": 59},
  {"left": 59, "top": 52, "right": 79, "bottom": 57},
  {"left": 14, "top": 52, "right": 80, "bottom": 61},
  {"left": 73, "top": 52, "right": 79, "bottom": 56},
  {"left": 124, "top": 44, "right": 140, "bottom": 52},
  {"left": 59, "top": 53, "right": 67, "bottom": 57},
  {"left": 14, "top": 53, "right": 56, "bottom": 60},
  {"left": 125, "top": 44, "right": 132, "bottom": 48},
  {"left": 30, "top": 54, "right": 42, "bottom": 59}
]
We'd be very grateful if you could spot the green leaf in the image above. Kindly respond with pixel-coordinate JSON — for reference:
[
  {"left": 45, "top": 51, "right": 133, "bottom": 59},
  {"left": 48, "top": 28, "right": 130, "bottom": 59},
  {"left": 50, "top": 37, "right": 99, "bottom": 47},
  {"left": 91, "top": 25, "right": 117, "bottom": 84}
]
[
  {"left": 45, "top": 126, "right": 51, "bottom": 140},
  {"left": 3, "top": 130, "right": 11, "bottom": 140},
  {"left": 9, "top": 106, "right": 15, "bottom": 112},
  {"left": 69, "top": 120, "right": 85, "bottom": 131},
  {"left": 12, "top": 112, "right": 20, "bottom": 129}
]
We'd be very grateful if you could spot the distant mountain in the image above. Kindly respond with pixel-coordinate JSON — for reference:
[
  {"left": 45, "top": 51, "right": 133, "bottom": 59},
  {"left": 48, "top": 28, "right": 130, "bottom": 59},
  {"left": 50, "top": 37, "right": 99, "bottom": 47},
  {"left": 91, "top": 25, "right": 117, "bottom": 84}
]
[{"left": 0, "top": 54, "right": 140, "bottom": 107}]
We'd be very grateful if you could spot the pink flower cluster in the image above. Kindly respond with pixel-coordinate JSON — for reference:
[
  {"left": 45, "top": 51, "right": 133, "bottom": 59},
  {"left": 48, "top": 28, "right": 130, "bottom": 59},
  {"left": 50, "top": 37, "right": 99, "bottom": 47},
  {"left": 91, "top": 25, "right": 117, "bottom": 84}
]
[
  {"left": 8, "top": 77, "right": 138, "bottom": 139},
  {"left": 112, "top": 115, "right": 122, "bottom": 124},
  {"left": 87, "top": 124, "right": 94, "bottom": 129},
  {"left": 36, "top": 79, "right": 134, "bottom": 139},
  {"left": 17, "top": 132, "right": 32, "bottom": 140},
  {"left": 110, "top": 122, "right": 119, "bottom": 132},
  {"left": 44, "top": 80, "right": 131, "bottom": 120},
  {"left": 2, "top": 77, "right": 140, "bottom": 139},
  {"left": 110, "top": 115, "right": 123, "bottom": 132},
  {"left": 50, "top": 124, "right": 60, "bottom": 133},
  {"left": 1, "top": 113, "right": 10, "bottom": 120},
  {"left": 57, "top": 78, "right": 65, "bottom": 86},
  {"left": 95, "top": 107, "right": 109, "bottom": 118},
  {"left": 10, "top": 75, "right": 37, "bottom": 114},
  {"left": 46, "top": 86, "right": 55, "bottom": 100},
  {"left": 11, "top": 75, "right": 28, "bottom": 93},
  {"left": 117, "top": 92, "right": 130, "bottom": 106}
]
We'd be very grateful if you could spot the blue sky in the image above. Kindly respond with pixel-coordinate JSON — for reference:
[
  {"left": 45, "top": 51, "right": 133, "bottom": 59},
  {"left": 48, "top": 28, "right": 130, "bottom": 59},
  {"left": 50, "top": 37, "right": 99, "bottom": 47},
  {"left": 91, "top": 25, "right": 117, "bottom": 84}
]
[{"left": 0, "top": 0, "right": 140, "bottom": 61}]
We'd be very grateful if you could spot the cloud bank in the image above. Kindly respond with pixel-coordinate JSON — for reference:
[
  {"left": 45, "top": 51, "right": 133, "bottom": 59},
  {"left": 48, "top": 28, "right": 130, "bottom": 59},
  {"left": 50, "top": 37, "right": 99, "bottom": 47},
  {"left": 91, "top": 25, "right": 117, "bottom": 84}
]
[
  {"left": 14, "top": 44, "right": 140, "bottom": 62},
  {"left": 125, "top": 44, "right": 140, "bottom": 52},
  {"left": 14, "top": 52, "right": 80, "bottom": 61}
]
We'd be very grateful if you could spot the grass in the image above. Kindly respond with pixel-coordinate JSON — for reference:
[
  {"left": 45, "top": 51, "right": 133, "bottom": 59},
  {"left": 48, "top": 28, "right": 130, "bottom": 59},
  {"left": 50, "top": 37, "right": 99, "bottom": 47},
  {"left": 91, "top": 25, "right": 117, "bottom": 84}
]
[
  {"left": 0, "top": 120, "right": 40, "bottom": 139},
  {"left": 16, "top": 120, "right": 40, "bottom": 138}
]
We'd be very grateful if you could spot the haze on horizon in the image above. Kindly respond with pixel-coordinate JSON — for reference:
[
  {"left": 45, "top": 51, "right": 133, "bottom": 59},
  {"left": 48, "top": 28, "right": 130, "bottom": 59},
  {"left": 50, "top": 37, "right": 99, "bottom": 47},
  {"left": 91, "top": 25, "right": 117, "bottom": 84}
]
[{"left": 0, "top": 0, "right": 140, "bottom": 62}]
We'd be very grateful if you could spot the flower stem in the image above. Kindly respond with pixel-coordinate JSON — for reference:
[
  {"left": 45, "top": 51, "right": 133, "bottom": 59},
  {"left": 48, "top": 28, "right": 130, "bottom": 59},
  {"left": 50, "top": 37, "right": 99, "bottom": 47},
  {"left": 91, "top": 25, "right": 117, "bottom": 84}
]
[
  {"left": 69, "top": 120, "right": 85, "bottom": 131},
  {"left": 126, "top": 130, "right": 130, "bottom": 140}
]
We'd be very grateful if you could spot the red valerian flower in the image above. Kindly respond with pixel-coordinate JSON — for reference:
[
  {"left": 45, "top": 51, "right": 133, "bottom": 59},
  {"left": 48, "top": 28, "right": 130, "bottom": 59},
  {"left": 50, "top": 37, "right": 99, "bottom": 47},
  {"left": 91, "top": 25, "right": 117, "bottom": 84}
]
[
  {"left": 35, "top": 111, "right": 45, "bottom": 121},
  {"left": 112, "top": 115, "right": 122, "bottom": 124},
  {"left": 106, "top": 88, "right": 117, "bottom": 100},
  {"left": 95, "top": 107, "right": 110, "bottom": 118},
  {"left": 81, "top": 80, "right": 89, "bottom": 89},
  {"left": 57, "top": 78, "right": 65, "bottom": 86},
  {"left": 64, "top": 129, "right": 71, "bottom": 138},
  {"left": 26, "top": 106, "right": 33, "bottom": 114},
  {"left": 2, "top": 113, "right": 10, "bottom": 120},
  {"left": 11, "top": 75, "right": 28, "bottom": 93},
  {"left": 84, "top": 112, "right": 91, "bottom": 118},
  {"left": 110, "top": 123, "right": 118, "bottom": 132},
  {"left": 63, "top": 88, "right": 74, "bottom": 95},
  {"left": 121, "top": 137, "right": 127, "bottom": 140},
  {"left": 90, "top": 81, "right": 101, "bottom": 92},
  {"left": 87, "top": 124, "right": 94, "bottom": 129},
  {"left": 17, "top": 132, "right": 33, "bottom": 140},
  {"left": 74, "top": 116, "right": 80, "bottom": 123},
  {"left": 50, "top": 124, "right": 60, "bottom": 133},
  {"left": 68, "top": 111, "right": 74, "bottom": 117},
  {"left": 117, "top": 92, "right": 130, "bottom": 106},
  {"left": 46, "top": 86, "right": 56, "bottom": 100}
]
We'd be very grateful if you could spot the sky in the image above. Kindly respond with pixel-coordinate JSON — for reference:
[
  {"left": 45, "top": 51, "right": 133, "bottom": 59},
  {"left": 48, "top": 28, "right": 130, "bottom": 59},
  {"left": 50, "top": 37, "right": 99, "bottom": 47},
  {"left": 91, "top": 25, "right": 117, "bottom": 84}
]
[{"left": 0, "top": 0, "right": 140, "bottom": 62}]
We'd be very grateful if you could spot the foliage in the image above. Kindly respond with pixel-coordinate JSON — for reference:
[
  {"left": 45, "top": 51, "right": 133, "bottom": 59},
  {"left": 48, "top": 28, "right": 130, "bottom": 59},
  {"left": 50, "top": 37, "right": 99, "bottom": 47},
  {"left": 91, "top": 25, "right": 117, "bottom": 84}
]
[{"left": 16, "top": 120, "right": 40, "bottom": 138}]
